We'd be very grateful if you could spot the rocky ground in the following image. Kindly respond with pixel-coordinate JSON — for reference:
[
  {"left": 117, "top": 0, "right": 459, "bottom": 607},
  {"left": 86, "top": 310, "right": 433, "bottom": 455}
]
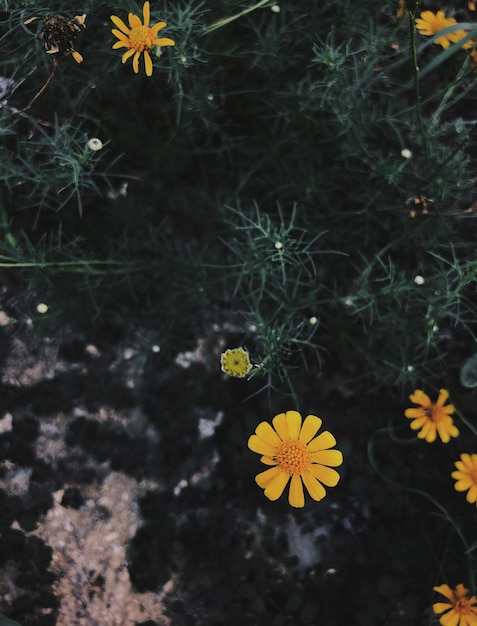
[{"left": 0, "top": 305, "right": 184, "bottom": 625}]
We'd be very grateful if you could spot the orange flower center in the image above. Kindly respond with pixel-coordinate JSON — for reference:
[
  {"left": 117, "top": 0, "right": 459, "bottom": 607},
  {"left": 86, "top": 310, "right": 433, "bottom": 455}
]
[
  {"left": 129, "top": 26, "right": 154, "bottom": 52},
  {"left": 453, "top": 594, "right": 475, "bottom": 615},
  {"left": 275, "top": 440, "right": 311, "bottom": 475},
  {"left": 424, "top": 404, "right": 443, "bottom": 422}
]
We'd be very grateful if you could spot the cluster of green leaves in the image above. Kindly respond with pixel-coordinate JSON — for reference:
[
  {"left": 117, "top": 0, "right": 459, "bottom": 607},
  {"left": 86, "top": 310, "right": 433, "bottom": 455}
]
[{"left": 0, "top": 0, "right": 477, "bottom": 391}]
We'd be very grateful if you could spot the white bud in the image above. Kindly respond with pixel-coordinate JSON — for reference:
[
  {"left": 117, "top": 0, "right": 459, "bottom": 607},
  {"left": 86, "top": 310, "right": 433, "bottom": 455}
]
[
  {"left": 88, "top": 138, "right": 103, "bottom": 152},
  {"left": 401, "top": 148, "right": 412, "bottom": 159},
  {"left": 36, "top": 303, "right": 49, "bottom": 314},
  {"left": 309, "top": 316, "right": 318, "bottom": 325},
  {"left": 152, "top": 345, "right": 161, "bottom": 353},
  {"left": 414, "top": 275, "right": 425, "bottom": 285},
  {"left": 271, "top": 4, "right": 280, "bottom": 11},
  {"left": 274, "top": 241, "right": 283, "bottom": 250}
]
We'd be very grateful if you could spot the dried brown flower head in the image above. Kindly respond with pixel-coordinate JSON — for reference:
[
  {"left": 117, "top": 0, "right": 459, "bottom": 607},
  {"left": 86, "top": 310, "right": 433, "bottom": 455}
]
[{"left": 25, "top": 14, "right": 86, "bottom": 63}]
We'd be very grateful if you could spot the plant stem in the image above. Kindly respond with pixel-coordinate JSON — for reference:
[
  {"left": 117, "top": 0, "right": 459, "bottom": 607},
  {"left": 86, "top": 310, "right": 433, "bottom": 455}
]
[
  {"left": 203, "top": 0, "right": 270, "bottom": 35},
  {"left": 19, "top": 57, "right": 59, "bottom": 113},
  {"left": 409, "top": 11, "right": 430, "bottom": 165}
]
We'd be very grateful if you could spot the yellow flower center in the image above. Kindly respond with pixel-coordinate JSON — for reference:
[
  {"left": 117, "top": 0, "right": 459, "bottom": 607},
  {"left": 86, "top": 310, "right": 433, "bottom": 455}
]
[
  {"left": 275, "top": 440, "right": 311, "bottom": 475},
  {"left": 129, "top": 26, "right": 154, "bottom": 52}
]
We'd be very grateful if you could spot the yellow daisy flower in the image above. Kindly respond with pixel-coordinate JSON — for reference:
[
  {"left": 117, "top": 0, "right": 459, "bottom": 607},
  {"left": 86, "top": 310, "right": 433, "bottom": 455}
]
[
  {"left": 248, "top": 410, "right": 343, "bottom": 508},
  {"left": 415, "top": 10, "right": 458, "bottom": 49},
  {"left": 404, "top": 388, "right": 459, "bottom": 443},
  {"left": 220, "top": 348, "right": 252, "bottom": 378},
  {"left": 452, "top": 453, "right": 477, "bottom": 506},
  {"left": 433, "top": 584, "right": 477, "bottom": 626},
  {"left": 110, "top": 1, "right": 175, "bottom": 77}
]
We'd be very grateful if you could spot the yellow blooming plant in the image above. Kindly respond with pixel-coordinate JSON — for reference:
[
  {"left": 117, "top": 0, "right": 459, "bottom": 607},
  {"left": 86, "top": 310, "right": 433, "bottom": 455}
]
[
  {"left": 220, "top": 348, "right": 252, "bottom": 378},
  {"left": 404, "top": 388, "right": 459, "bottom": 443},
  {"left": 452, "top": 453, "right": 477, "bottom": 506},
  {"left": 415, "top": 10, "right": 475, "bottom": 52},
  {"left": 433, "top": 584, "right": 477, "bottom": 626},
  {"left": 248, "top": 410, "right": 343, "bottom": 508},
  {"left": 415, "top": 10, "right": 460, "bottom": 49},
  {"left": 110, "top": 1, "right": 175, "bottom": 77}
]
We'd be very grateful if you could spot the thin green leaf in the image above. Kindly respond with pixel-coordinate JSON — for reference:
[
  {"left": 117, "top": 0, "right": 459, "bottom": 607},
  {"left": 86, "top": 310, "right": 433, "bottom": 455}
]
[{"left": 419, "top": 26, "right": 477, "bottom": 78}]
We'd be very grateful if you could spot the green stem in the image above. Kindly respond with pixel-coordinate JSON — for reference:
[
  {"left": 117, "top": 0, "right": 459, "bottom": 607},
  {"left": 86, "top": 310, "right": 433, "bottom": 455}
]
[
  {"left": 0, "top": 259, "right": 142, "bottom": 275},
  {"left": 408, "top": 11, "right": 430, "bottom": 165},
  {"left": 368, "top": 427, "right": 475, "bottom": 588},
  {"left": 203, "top": 0, "right": 270, "bottom": 35},
  {"left": 455, "top": 407, "right": 477, "bottom": 439}
]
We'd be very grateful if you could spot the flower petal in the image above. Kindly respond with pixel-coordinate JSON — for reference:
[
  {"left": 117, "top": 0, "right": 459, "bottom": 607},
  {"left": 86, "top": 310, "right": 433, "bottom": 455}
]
[
  {"left": 144, "top": 50, "right": 153, "bottom": 76},
  {"left": 452, "top": 477, "right": 474, "bottom": 491},
  {"left": 264, "top": 471, "right": 290, "bottom": 501},
  {"left": 459, "top": 454, "right": 475, "bottom": 470},
  {"left": 286, "top": 411, "right": 302, "bottom": 439},
  {"left": 272, "top": 413, "right": 289, "bottom": 440},
  {"left": 310, "top": 449, "right": 343, "bottom": 467},
  {"left": 110, "top": 15, "right": 130, "bottom": 34},
  {"left": 418, "top": 421, "right": 436, "bottom": 442},
  {"left": 466, "top": 484, "right": 477, "bottom": 503},
  {"left": 436, "top": 389, "right": 450, "bottom": 406},
  {"left": 409, "top": 389, "right": 431, "bottom": 407},
  {"left": 441, "top": 404, "right": 456, "bottom": 415},
  {"left": 308, "top": 463, "right": 341, "bottom": 487},
  {"left": 301, "top": 471, "right": 326, "bottom": 501},
  {"left": 405, "top": 408, "right": 427, "bottom": 418},
  {"left": 122, "top": 48, "right": 136, "bottom": 63},
  {"left": 409, "top": 416, "right": 429, "bottom": 430},
  {"left": 433, "top": 585, "right": 455, "bottom": 602},
  {"left": 132, "top": 50, "right": 141, "bottom": 73},
  {"left": 248, "top": 434, "right": 277, "bottom": 457},
  {"left": 307, "top": 430, "right": 336, "bottom": 452},
  {"left": 112, "top": 29, "right": 130, "bottom": 42},
  {"left": 433, "top": 602, "right": 452, "bottom": 615},
  {"left": 440, "top": 609, "right": 460, "bottom": 626},
  {"left": 255, "top": 421, "right": 282, "bottom": 447},
  {"left": 260, "top": 455, "right": 277, "bottom": 466},
  {"left": 288, "top": 474, "right": 305, "bottom": 508},
  {"left": 436, "top": 420, "right": 459, "bottom": 443},
  {"left": 129, "top": 13, "right": 142, "bottom": 29},
  {"left": 255, "top": 466, "right": 282, "bottom": 488},
  {"left": 299, "top": 414, "right": 322, "bottom": 444},
  {"left": 143, "top": 1, "right": 151, "bottom": 27},
  {"left": 154, "top": 37, "right": 175, "bottom": 47},
  {"left": 150, "top": 21, "right": 167, "bottom": 37},
  {"left": 71, "top": 50, "right": 83, "bottom": 63}
]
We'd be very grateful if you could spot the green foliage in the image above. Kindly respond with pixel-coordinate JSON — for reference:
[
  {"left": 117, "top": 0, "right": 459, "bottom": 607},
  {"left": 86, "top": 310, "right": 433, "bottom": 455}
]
[{"left": 0, "top": 0, "right": 475, "bottom": 390}]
